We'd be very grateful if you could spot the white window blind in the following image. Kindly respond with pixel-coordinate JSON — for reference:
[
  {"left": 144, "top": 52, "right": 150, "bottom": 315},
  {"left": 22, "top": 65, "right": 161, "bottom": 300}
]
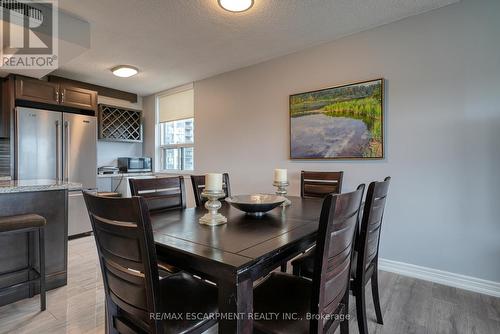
[
  {"left": 157, "top": 86, "right": 195, "bottom": 171},
  {"left": 158, "top": 89, "right": 194, "bottom": 123}
]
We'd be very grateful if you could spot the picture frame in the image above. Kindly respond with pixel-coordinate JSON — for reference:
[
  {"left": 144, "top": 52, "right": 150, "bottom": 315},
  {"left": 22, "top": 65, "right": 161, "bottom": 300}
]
[{"left": 289, "top": 78, "right": 384, "bottom": 160}]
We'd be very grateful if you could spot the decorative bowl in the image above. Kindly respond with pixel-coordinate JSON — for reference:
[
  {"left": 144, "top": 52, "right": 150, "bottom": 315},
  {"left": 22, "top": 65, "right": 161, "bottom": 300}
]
[{"left": 225, "top": 194, "right": 286, "bottom": 216}]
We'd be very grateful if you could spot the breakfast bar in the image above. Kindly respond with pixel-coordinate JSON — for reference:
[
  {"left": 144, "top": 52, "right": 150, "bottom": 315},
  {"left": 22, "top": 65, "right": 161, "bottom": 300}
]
[{"left": 0, "top": 180, "right": 81, "bottom": 306}]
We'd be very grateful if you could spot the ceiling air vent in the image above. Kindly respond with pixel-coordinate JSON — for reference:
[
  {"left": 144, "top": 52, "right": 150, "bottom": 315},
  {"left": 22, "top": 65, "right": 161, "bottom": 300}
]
[{"left": 0, "top": 0, "right": 44, "bottom": 23}]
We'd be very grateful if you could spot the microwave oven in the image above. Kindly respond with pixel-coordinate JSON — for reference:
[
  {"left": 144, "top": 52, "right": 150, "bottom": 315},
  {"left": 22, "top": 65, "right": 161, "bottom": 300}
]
[{"left": 117, "top": 157, "right": 152, "bottom": 173}]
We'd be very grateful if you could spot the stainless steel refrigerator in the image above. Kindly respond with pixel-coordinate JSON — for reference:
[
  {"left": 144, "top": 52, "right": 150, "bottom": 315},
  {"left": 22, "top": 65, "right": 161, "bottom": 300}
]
[{"left": 16, "top": 107, "right": 97, "bottom": 236}]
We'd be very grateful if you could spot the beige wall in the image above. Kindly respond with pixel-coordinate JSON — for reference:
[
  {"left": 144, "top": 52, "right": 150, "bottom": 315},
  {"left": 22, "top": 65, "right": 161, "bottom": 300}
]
[{"left": 143, "top": 0, "right": 500, "bottom": 282}]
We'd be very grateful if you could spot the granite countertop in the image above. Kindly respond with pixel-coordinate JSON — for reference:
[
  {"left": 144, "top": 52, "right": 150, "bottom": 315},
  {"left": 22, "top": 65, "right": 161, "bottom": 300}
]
[
  {"left": 0, "top": 179, "right": 83, "bottom": 193},
  {"left": 97, "top": 172, "right": 154, "bottom": 178}
]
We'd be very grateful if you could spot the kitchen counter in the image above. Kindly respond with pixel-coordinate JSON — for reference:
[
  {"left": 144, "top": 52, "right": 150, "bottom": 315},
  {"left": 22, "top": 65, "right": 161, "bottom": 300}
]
[
  {"left": 97, "top": 172, "right": 154, "bottom": 178},
  {"left": 0, "top": 179, "right": 82, "bottom": 193}
]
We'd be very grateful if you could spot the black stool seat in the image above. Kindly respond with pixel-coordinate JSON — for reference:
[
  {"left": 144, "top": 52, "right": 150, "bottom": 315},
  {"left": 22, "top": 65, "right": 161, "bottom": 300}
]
[{"left": 0, "top": 214, "right": 46, "bottom": 232}]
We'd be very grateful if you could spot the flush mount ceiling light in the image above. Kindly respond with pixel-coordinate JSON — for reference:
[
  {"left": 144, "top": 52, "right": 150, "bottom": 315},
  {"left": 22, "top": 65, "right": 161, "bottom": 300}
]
[
  {"left": 111, "top": 65, "right": 139, "bottom": 78},
  {"left": 218, "top": 0, "right": 254, "bottom": 12}
]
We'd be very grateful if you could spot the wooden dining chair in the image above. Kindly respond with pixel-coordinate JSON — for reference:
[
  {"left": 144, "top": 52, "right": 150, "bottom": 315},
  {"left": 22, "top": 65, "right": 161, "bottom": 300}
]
[
  {"left": 277, "top": 171, "right": 344, "bottom": 272},
  {"left": 253, "top": 185, "right": 365, "bottom": 334},
  {"left": 301, "top": 171, "right": 344, "bottom": 198},
  {"left": 350, "top": 176, "right": 391, "bottom": 334},
  {"left": 291, "top": 177, "right": 391, "bottom": 334},
  {"left": 190, "top": 173, "right": 231, "bottom": 207},
  {"left": 83, "top": 192, "right": 218, "bottom": 334},
  {"left": 129, "top": 176, "right": 186, "bottom": 213}
]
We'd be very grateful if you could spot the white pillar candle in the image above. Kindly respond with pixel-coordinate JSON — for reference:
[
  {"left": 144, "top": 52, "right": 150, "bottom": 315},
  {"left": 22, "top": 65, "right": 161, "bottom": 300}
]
[
  {"left": 205, "top": 173, "right": 223, "bottom": 191},
  {"left": 274, "top": 169, "right": 288, "bottom": 182}
]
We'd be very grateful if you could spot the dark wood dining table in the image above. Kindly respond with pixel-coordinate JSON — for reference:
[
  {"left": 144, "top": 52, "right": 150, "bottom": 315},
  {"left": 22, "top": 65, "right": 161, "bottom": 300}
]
[{"left": 151, "top": 196, "right": 323, "bottom": 334}]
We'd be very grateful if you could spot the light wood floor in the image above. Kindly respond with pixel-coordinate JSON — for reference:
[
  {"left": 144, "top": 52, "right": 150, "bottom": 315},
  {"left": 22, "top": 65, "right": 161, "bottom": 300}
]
[{"left": 1, "top": 236, "right": 499, "bottom": 334}]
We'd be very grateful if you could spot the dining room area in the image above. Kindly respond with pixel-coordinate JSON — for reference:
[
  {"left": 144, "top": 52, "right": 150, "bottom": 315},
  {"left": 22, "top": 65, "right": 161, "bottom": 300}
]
[
  {"left": 82, "top": 170, "right": 392, "bottom": 334},
  {"left": 0, "top": 0, "right": 499, "bottom": 333}
]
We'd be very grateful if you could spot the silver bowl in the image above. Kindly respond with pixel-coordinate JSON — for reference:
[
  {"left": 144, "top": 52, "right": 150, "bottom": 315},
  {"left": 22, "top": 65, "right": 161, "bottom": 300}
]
[{"left": 225, "top": 194, "right": 286, "bottom": 216}]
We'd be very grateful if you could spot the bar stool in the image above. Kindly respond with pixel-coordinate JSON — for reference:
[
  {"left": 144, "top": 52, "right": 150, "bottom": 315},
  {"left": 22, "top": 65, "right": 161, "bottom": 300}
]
[{"left": 0, "top": 214, "right": 47, "bottom": 311}]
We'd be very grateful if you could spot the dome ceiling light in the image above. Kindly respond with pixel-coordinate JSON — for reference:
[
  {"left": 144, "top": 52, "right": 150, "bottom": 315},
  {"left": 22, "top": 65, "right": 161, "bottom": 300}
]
[
  {"left": 218, "top": 0, "right": 254, "bottom": 13},
  {"left": 111, "top": 65, "right": 139, "bottom": 78}
]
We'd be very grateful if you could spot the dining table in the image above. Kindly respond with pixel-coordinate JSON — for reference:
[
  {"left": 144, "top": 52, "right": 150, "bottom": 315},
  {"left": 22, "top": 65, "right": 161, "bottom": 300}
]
[{"left": 151, "top": 195, "right": 324, "bottom": 334}]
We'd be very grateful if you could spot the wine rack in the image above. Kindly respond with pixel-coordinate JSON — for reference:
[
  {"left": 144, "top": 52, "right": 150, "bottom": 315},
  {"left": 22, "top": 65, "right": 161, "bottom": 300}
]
[{"left": 98, "top": 104, "right": 142, "bottom": 142}]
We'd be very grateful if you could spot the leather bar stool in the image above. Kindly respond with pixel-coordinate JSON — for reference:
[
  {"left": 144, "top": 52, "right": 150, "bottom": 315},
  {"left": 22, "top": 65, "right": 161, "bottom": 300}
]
[{"left": 0, "top": 214, "right": 47, "bottom": 311}]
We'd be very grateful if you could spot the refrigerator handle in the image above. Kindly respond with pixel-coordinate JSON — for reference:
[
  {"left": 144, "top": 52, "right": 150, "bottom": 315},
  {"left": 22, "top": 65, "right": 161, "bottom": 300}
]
[
  {"left": 56, "top": 120, "right": 61, "bottom": 181},
  {"left": 15, "top": 109, "right": 20, "bottom": 179},
  {"left": 64, "top": 120, "right": 70, "bottom": 182}
]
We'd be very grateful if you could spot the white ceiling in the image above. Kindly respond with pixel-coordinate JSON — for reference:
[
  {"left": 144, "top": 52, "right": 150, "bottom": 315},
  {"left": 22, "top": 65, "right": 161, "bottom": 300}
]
[{"left": 53, "top": 0, "right": 459, "bottom": 96}]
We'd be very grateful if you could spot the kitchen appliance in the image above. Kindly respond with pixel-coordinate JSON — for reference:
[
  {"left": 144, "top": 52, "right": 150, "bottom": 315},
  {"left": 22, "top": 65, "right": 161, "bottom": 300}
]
[
  {"left": 117, "top": 157, "right": 152, "bottom": 173},
  {"left": 15, "top": 107, "right": 97, "bottom": 237},
  {"left": 97, "top": 166, "right": 119, "bottom": 175}
]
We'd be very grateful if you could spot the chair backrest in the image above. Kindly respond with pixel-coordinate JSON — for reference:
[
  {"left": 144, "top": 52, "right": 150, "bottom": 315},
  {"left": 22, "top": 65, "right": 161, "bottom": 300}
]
[
  {"left": 356, "top": 177, "right": 391, "bottom": 279},
  {"left": 301, "top": 171, "right": 344, "bottom": 198},
  {"left": 310, "top": 185, "right": 365, "bottom": 333},
  {"left": 83, "top": 192, "right": 160, "bottom": 333},
  {"left": 129, "top": 176, "right": 186, "bottom": 213},
  {"left": 190, "top": 173, "right": 231, "bottom": 207}
]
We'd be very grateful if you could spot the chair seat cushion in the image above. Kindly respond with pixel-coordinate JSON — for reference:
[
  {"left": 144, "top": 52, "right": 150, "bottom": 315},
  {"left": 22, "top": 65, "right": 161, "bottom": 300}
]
[
  {"left": 253, "top": 272, "right": 311, "bottom": 334},
  {"left": 159, "top": 272, "right": 218, "bottom": 334},
  {"left": 291, "top": 248, "right": 358, "bottom": 280},
  {"left": 0, "top": 214, "right": 46, "bottom": 232}
]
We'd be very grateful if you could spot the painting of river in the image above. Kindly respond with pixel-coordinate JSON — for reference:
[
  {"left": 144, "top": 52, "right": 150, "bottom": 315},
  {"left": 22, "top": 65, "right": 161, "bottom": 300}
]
[{"left": 290, "top": 79, "right": 384, "bottom": 159}]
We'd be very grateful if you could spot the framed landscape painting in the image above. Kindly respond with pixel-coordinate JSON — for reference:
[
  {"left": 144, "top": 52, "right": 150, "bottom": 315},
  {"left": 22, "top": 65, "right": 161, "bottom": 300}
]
[{"left": 290, "top": 78, "right": 384, "bottom": 159}]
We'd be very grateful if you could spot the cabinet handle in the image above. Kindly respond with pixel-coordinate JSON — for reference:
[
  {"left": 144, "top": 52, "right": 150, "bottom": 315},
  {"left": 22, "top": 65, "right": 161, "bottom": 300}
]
[
  {"left": 55, "top": 89, "right": 59, "bottom": 103},
  {"left": 61, "top": 91, "right": 65, "bottom": 104}
]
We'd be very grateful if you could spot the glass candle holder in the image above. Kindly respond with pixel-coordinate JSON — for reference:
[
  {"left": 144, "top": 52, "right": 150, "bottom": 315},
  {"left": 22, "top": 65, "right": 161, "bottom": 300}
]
[{"left": 273, "top": 181, "right": 291, "bottom": 207}]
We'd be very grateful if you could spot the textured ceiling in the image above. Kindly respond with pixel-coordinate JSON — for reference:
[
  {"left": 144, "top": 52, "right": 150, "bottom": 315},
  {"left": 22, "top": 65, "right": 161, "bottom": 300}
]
[{"left": 53, "top": 0, "right": 459, "bottom": 96}]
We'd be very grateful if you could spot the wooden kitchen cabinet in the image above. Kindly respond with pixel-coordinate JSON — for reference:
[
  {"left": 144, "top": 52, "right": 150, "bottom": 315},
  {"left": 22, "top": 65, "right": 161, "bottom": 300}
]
[
  {"left": 15, "top": 76, "right": 97, "bottom": 112},
  {"left": 60, "top": 84, "right": 97, "bottom": 111},
  {"left": 15, "top": 77, "right": 60, "bottom": 105}
]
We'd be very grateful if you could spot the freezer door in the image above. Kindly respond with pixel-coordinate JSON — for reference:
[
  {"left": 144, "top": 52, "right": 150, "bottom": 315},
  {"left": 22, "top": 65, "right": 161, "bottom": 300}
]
[
  {"left": 63, "top": 113, "right": 97, "bottom": 189},
  {"left": 16, "top": 107, "right": 63, "bottom": 180}
]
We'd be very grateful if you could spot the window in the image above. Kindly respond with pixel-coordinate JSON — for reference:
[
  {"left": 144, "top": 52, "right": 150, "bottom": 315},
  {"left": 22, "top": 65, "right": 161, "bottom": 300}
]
[
  {"left": 159, "top": 118, "right": 194, "bottom": 170},
  {"left": 157, "top": 87, "right": 194, "bottom": 171}
]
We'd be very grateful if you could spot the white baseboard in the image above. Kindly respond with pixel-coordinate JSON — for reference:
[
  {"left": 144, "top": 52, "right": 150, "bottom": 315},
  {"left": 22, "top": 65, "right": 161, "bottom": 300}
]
[{"left": 378, "top": 258, "right": 500, "bottom": 298}]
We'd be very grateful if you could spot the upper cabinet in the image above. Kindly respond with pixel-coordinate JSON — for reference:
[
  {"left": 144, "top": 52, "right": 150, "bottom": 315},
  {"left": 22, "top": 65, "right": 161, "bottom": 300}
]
[
  {"left": 59, "top": 84, "right": 98, "bottom": 111},
  {"left": 15, "top": 77, "right": 59, "bottom": 105},
  {"left": 15, "top": 77, "right": 97, "bottom": 112}
]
